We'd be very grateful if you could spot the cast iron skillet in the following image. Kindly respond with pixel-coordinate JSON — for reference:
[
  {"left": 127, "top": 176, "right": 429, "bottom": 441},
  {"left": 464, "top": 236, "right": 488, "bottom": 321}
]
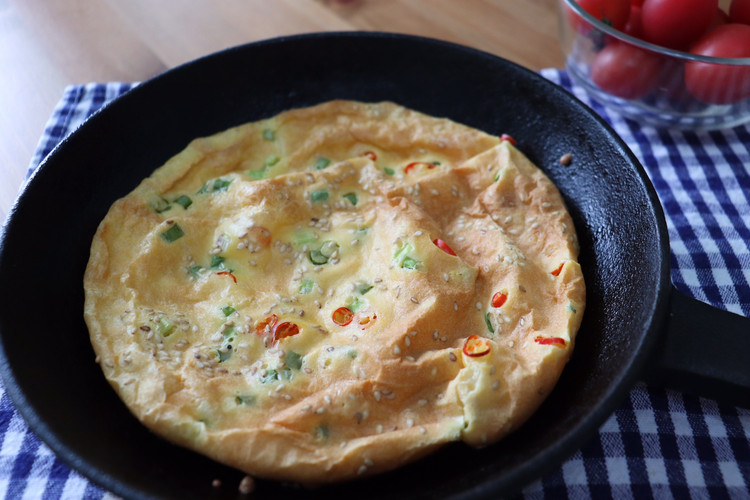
[{"left": 0, "top": 33, "right": 748, "bottom": 500}]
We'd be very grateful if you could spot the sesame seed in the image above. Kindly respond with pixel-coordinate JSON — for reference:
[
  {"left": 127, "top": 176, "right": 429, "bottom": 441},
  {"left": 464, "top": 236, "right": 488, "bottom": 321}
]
[
  {"left": 394, "top": 345, "right": 401, "bottom": 355},
  {"left": 364, "top": 458, "right": 374, "bottom": 467},
  {"left": 410, "top": 297, "right": 419, "bottom": 304},
  {"left": 449, "top": 352, "right": 457, "bottom": 362},
  {"left": 443, "top": 273, "right": 450, "bottom": 282},
  {"left": 377, "top": 425, "right": 384, "bottom": 433},
  {"left": 406, "top": 418, "right": 414, "bottom": 427},
  {"left": 492, "top": 380, "right": 500, "bottom": 390},
  {"left": 357, "top": 465, "right": 368, "bottom": 476},
  {"left": 509, "top": 340, "right": 515, "bottom": 347},
  {"left": 404, "top": 336, "right": 411, "bottom": 347},
  {"left": 440, "top": 336, "right": 448, "bottom": 342},
  {"left": 374, "top": 391, "right": 381, "bottom": 401},
  {"left": 324, "top": 395, "right": 332, "bottom": 404},
  {"left": 415, "top": 230, "right": 423, "bottom": 236},
  {"left": 316, "top": 407, "right": 325, "bottom": 414},
  {"left": 432, "top": 330, "right": 439, "bottom": 340},
  {"left": 421, "top": 427, "right": 427, "bottom": 434},
  {"left": 475, "top": 301, "right": 482, "bottom": 310},
  {"left": 453, "top": 301, "right": 458, "bottom": 311}
]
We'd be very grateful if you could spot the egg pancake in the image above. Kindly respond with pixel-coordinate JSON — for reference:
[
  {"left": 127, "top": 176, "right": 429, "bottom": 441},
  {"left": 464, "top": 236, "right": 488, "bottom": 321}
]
[{"left": 83, "top": 100, "right": 585, "bottom": 483}]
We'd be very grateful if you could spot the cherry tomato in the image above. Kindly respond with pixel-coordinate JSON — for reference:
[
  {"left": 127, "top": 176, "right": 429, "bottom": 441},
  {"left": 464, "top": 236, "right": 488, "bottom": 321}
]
[
  {"left": 623, "top": 4, "right": 643, "bottom": 37},
  {"left": 590, "top": 43, "right": 662, "bottom": 99},
  {"left": 706, "top": 8, "right": 730, "bottom": 31},
  {"left": 730, "top": 0, "right": 750, "bottom": 24},
  {"left": 641, "top": 0, "right": 718, "bottom": 49},
  {"left": 572, "top": 0, "right": 631, "bottom": 30},
  {"left": 685, "top": 24, "right": 750, "bottom": 104}
]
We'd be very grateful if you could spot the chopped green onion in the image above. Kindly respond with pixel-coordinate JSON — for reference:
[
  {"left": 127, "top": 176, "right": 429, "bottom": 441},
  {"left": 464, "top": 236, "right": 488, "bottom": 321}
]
[
  {"left": 260, "top": 369, "right": 279, "bottom": 384},
  {"left": 285, "top": 351, "right": 303, "bottom": 370},
  {"left": 248, "top": 169, "right": 266, "bottom": 180},
  {"left": 293, "top": 230, "right": 318, "bottom": 246},
  {"left": 197, "top": 182, "right": 209, "bottom": 194},
  {"left": 264, "top": 154, "right": 280, "bottom": 167},
  {"left": 567, "top": 303, "right": 577, "bottom": 314},
  {"left": 401, "top": 256, "right": 420, "bottom": 270},
  {"left": 313, "top": 157, "right": 331, "bottom": 170},
  {"left": 432, "top": 161, "right": 442, "bottom": 166},
  {"left": 152, "top": 197, "right": 172, "bottom": 213},
  {"left": 221, "top": 305, "right": 236, "bottom": 317},
  {"left": 235, "top": 394, "right": 256, "bottom": 406},
  {"left": 316, "top": 425, "right": 330, "bottom": 440},
  {"left": 309, "top": 249, "right": 328, "bottom": 265},
  {"left": 188, "top": 265, "right": 203, "bottom": 279},
  {"left": 212, "top": 179, "right": 232, "bottom": 192},
  {"left": 342, "top": 192, "right": 358, "bottom": 206},
  {"left": 311, "top": 190, "right": 329, "bottom": 203},
  {"left": 485, "top": 312, "right": 495, "bottom": 333},
  {"left": 223, "top": 325, "right": 236, "bottom": 343},
  {"left": 173, "top": 195, "right": 192, "bottom": 209},
  {"left": 383, "top": 167, "right": 395, "bottom": 176},
  {"left": 319, "top": 240, "right": 339, "bottom": 258},
  {"left": 161, "top": 223, "right": 185, "bottom": 243},
  {"left": 279, "top": 367, "right": 293, "bottom": 381},
  {"left": 262, "top": 128, "right": 275, "bottom": 141},
  {"left": 299, "top": 280, "right": 315, "bottom": 294},
  {"left": 348, "top": 297, "right": 365, "bottom": 313},
  {"left": 210, "top": 255, "right": 226, "bottom": 270},
  {"left": 156, "top": 317, "right": 175, "bottom": 336},
  {"left": 358, "top": 283, "right": 373, "bottom": 295},
  {"left": 347, "top": 349, "right": 358, "bottom": 359},
  {"left": 217, "top": 349, "right": 232, "bottom": 363}
]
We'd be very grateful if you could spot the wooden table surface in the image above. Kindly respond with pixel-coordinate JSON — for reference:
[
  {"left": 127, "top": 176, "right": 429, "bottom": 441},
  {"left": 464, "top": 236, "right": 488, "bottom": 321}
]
[{"left": 0, "top": 0, "right": 564, "bottom": 222}]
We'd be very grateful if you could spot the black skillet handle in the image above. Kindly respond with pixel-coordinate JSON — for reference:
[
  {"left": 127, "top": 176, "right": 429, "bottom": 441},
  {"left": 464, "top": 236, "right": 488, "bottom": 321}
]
[{"left": 644, "top": 286, "right": 750, "bottom": 408}]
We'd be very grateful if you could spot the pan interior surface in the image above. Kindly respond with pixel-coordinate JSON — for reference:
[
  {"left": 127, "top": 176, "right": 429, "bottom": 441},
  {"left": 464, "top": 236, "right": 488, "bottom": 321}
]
[{"left": 0, "top": 33, "right": 670, "bottom": 499}]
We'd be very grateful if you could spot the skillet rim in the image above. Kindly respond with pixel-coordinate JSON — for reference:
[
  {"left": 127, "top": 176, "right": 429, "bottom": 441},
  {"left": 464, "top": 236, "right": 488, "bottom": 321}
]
[{"left": 0, "top": 31, "right": 673, "bottom": 498}]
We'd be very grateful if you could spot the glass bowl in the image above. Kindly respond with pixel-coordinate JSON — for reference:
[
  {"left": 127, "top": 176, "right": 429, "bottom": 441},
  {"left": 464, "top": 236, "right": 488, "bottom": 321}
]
[{"left": 558, "top": 0, "right": 750, "bottom": 130}]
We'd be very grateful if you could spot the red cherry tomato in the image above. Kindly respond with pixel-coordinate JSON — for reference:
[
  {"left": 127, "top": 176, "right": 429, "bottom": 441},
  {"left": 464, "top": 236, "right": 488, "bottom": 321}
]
[
  {"left": 590, "top": 43, "right": 662, "bottom": 99},
  {"left": 572, "top": 0, "right": 631, "bottom": 30},
  {"left": 730, "top": 0, "right": 750, "bottom": 24},
  {"left": 706, "top": 7, "right": 730, "bottom": 31},
  {"left": 491, "top": 292, "right": 508, "bottom": 308},
  {"left": 623, "top": 4, "right": 643, "bottom": 37},
  {"left": 685, "top": 24, "right": 750, "bottom": 104},
  {"left": 641, "top": 0, "right": 718, "bottom": 49}
]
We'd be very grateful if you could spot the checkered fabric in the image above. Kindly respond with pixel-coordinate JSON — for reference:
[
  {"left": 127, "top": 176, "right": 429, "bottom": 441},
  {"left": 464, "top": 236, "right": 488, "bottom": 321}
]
[{"left": 2, "top": 73, "right": 748, "bottom": 499}]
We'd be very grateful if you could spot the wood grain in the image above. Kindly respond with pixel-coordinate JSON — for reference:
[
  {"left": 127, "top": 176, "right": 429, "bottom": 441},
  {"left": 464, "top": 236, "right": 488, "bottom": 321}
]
[{"left": 0, "top": 0, "right": 563, "bottom": 221}]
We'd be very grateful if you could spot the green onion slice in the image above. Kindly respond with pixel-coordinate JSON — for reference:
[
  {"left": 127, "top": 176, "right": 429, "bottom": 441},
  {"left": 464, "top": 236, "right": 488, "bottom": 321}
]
[
  {"left": 342, "top": 192, "right": 358, "bottom": 206},
  {"left": 313, "top": 157, "right": 331, "bottom": 170},
  {"left": 161, "top": 223, "right": 185, "bottom": 243}
]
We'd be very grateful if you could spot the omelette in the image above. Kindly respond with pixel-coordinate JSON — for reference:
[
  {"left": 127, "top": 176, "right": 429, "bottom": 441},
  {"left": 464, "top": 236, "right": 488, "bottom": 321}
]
[{"left": 83, "top": 101, "right": 585, "bottom": 483}]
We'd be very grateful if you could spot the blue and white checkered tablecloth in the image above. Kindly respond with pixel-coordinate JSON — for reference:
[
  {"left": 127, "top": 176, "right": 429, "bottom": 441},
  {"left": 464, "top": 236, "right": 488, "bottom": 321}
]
[{"left": 2, "top": 71, "right": 748, "bottom": 499}]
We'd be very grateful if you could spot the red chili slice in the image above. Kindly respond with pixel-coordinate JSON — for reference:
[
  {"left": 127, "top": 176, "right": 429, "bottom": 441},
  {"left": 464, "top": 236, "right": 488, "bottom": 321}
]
[
  {"left": 274, "top": 322, "right": 300, "bottom": 341},
  {"left": 404, "top": 161, "right": 436, "bottom": 174},
  {"left": 362, "top": 151, "right": 377, "bottom": 161},
  {"left": 491, "top": 292, "right": 507, "bottom": 308},
  {"left": 462, "top": 335, "right": 491, "bottom": 357},
  {"left": 500, "top": 134, "right": 516, "bottom": 145},
  {"left": 332, "top": 307, "right": 354, "bottom": 326},
  {"left": 551, "top": 262, "right": 565, "bottom": 276},
  {"left": 216, "top": 271, "right": 237, "bottom": 283},
  {"left": 255, "top": 314, "right": 278, "bottom": 336},
  {"left": 534, "top": 336, "right": 566, "bottom": 348},
  {"left": 433, "top": 238, "right": 457, "bottom": 256}
]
